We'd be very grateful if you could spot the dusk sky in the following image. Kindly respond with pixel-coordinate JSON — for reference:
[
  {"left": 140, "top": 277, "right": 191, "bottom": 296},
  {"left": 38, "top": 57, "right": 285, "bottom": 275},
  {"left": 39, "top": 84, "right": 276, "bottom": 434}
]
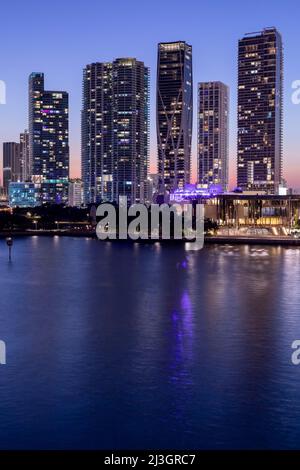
[{"left": 1, "top": 0, "right": 300, "bottom": 189}]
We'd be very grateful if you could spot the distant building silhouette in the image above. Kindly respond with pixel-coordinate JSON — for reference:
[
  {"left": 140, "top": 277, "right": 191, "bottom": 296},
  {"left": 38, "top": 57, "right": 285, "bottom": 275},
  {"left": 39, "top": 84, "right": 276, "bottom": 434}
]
[{"left": 3, "top": 142, "right": 21, "bottom": 195}]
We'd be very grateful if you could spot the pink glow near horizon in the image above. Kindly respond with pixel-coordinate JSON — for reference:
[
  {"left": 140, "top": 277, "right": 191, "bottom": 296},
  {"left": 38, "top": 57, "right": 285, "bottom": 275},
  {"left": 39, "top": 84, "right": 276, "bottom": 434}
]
[{"left": 70, "top": 151, "right": 300, "bottom": 191}]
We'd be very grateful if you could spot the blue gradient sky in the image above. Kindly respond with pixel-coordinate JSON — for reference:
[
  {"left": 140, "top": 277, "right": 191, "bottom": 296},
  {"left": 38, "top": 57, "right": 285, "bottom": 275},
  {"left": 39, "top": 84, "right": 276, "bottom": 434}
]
[{"left": 0, "top": 0, "right": 300, "bottom": 188}]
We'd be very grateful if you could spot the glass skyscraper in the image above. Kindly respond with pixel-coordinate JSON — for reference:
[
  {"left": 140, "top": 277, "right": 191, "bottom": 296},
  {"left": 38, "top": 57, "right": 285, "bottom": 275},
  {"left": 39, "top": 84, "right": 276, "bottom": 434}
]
[
  {"left": 156, "top": 41, "right": 193, "bottom": 193},
  {"left": 237, "top": 28, "right": 283, "bottom": 194},
  {"left": 81, "top": 62, "right": 113, "bottom": 204},
  {"left": 28, "top": 73, "right": 69, "bottom": 204},
  {"left": 82, "top": 58, "right": 149, "bottom": 205},
  {"left": 112, "top": 58, "right": 149, "bottom": 205},
  {"left": 198, "top": 81, "right": 229, "bottom": 192}
]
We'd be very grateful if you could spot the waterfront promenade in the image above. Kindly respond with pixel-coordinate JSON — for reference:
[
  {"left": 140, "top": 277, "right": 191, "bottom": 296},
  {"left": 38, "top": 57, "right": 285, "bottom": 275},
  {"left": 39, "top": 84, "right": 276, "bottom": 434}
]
[{"left": 0, "top": 229, "right": 300, "bottom": 246}]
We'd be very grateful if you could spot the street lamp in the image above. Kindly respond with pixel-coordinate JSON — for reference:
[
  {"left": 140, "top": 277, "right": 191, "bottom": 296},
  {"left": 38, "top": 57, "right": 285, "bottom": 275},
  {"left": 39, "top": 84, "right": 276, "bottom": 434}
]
[{"left": 6, "top": 237, "right": 13, "bottom": 261}]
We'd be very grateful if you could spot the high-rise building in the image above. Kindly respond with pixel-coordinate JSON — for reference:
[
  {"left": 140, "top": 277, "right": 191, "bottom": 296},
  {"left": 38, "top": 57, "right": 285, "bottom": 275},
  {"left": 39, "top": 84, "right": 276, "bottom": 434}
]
[
  {"left": 3, "top": 142, "right": 21, "bottom": 195},
  {"left": 29, "top": 73, "right": 69, "bottom": 204},
  {"left": 20, "top": 129, "right": 29, "bottom": 181},
  {"left": 81, "top": 62, "right": 113, "bottom": 204},
  {"left": 237, "top": 28, "right": 283, "bottom": 194},
  {"left": 82, "top": 58, "right": 149, "bottom": 205},
  {"left": 112, "top": 58, "right": 149, "bottom": 205},
  {"left": 198, "top": 82, "right": 229, "bottom": 192},
  {"left": 157, "top": 41, "right": 193, "bottom": 193},
  {"left": 28, "top": 72, "right": 43, "bottom": 179}
]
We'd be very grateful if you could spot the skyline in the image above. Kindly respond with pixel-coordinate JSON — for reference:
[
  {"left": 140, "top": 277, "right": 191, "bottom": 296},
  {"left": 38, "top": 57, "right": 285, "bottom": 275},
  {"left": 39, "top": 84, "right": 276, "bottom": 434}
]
[{"left": 1, "top": 0, "right": 300, "bottom": 189}]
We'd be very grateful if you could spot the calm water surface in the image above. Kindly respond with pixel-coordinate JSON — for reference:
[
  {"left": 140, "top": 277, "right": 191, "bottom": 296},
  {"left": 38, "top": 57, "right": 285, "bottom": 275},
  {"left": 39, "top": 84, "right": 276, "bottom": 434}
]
[{"left": 0, "top": 237, "right": 300, "bottom": 449}]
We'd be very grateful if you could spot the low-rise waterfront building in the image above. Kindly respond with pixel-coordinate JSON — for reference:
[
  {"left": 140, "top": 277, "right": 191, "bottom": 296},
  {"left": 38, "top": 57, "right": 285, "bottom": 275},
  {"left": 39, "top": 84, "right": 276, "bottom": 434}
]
[
  {"left": 171, "top": 187, "right": 300, "bottom": 230},
  {"left": 9, "top": 182, "right": 41, "bottom": 208}
]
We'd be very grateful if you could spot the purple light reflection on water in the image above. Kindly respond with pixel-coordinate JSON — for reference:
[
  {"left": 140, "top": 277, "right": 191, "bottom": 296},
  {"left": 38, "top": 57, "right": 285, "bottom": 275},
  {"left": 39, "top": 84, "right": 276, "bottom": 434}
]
[
  {"left": 176, "top": 257, "right": 188, "bottom": 270},
  {"left": 181, "top": 291, "right": 192, "bottom": 313},
  {"left": 169, "top": 289, "right": 194, "bottom": 381}
]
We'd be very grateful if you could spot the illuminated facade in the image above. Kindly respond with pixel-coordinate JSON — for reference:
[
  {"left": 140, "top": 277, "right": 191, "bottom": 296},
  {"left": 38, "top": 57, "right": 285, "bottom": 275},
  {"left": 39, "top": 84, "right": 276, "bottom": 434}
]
[
  {"left": 20, "top": 130, "right": 30, "bottom": 181},
  {"left": 157, "top": 41, "right": 193, "bottom": 192},
  {"left": 237, "top": 28, "right": 283, "bottom": 194},
  {"left": 9, "top": 182, "right": 41, "bottom": 208},
  {"left": 29, "top": 73, "right": 69, "bottom": 204},
  {"left": 112, "top": 58, "right": 149, "bottom": 205},
  {"left": 145, "top": 173, "right": 159, "bottom": 204},
  {"left": 198, "top": 82, "right": 229, "bottom": 192},
  {"left": 82, "top": 59, "right": 149, "bottom": 205},
  {"left": 81, "top": 62, "right": 113, "bottom": 204},
  {"left": 171, "top": 190, "right": 300, "bottom": 230},
  {"left": 68, "top": 179, "right": 83, "bottom": 207}
]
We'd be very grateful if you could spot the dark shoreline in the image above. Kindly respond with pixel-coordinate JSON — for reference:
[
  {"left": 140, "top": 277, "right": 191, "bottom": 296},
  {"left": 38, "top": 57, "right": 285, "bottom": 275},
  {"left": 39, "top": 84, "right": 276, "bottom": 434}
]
[{"left": 0, "top": 230, "right": 300, "bottom": 246}]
